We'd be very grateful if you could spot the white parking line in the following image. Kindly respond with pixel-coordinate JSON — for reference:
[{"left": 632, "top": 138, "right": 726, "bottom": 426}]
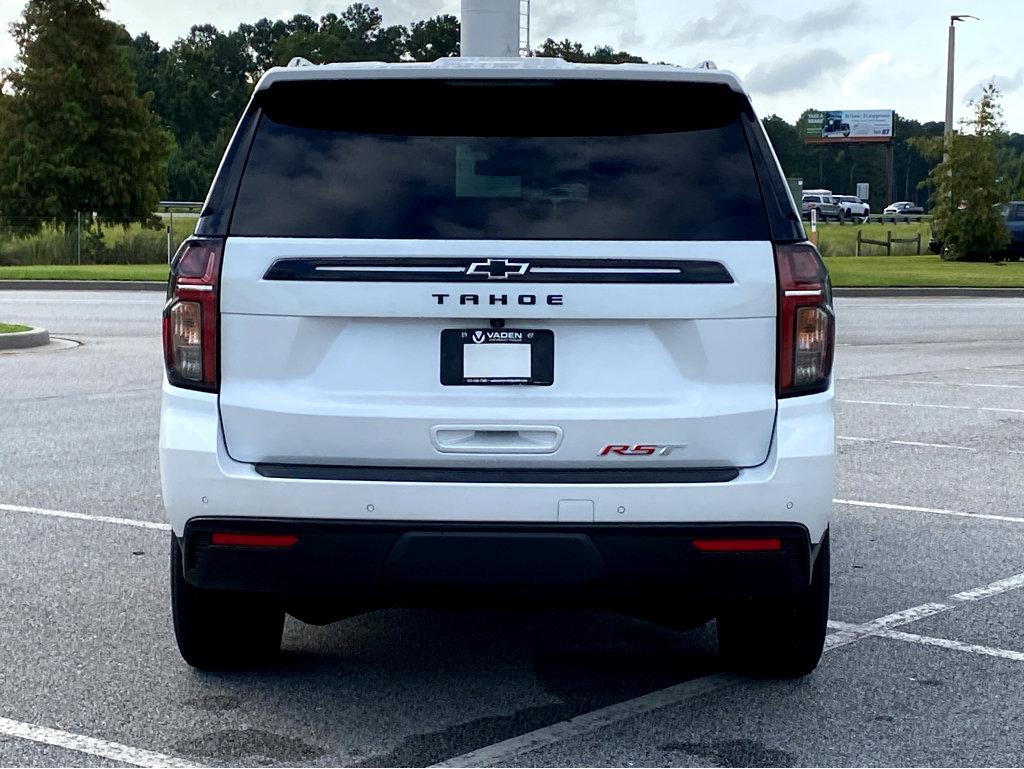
[
  {"left": 3, "top": 496, "right": 1023, "bottom": 766},
  {"left": 0, "top": 503, "right": 169, "bottom": 531},
  {"left": 849, "top": 378, "right": 1024, "bottom": 390},
  {"left": 834, "top": 498, "right": 1024, "bottom": 525},
  {"left": 4, "top": 497, "right": 1023, "bottom": 539},
  {"left": 0, "top": 715, "right": 197, "bottom": 767},
  {"left": 435, "top": 569, "right": 1024, "bottom": 767},
  {"left": 823, "top": 603, "right": 953, "bottom": 650},
  {"left": 839, "top": 399, "right": 1024, "bottom": 414},
  {"left": 837, "top": 436, "right": 977, "bottom": 452},
  {"left": 0, "top": 297, "right": 159, "bottom": 305},
  {"left": 432, "top": 674, "right": 739, "bottom": 768},
  {"left": 950, "top": 572, "right": 1024, "bottom": 602},
  {"left": 882, "top": 630, "right": 1024, "bottom": 663},
  {"left": 827, "top": 621, "right": 1024, "bottom": 664}
]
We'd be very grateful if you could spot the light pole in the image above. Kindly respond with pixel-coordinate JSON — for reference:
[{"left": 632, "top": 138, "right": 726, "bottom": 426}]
[{"left": 944, "top": 14, "right": 978, "bottom": 160}]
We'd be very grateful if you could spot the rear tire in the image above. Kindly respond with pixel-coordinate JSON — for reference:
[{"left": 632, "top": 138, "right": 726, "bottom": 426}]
[
  {"left": 170, "top": 535, "right": 285, "bottom": 670},
  {"left": 716, "top": 533, "right": 830, "bottom": 677}
]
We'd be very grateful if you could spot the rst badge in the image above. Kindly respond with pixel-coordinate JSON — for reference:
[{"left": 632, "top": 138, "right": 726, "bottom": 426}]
[{"left": 599, "top": 444, "right": 687, "bottom": 457}]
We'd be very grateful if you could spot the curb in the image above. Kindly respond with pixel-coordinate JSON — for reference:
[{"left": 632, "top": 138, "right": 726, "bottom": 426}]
[
  {"left": 834, "top": 287, "right": 1024, "bottom": 297},
  {"left": 0, "top": 280, "right": 165, "bottom": 291},
  {"left": 0, "top": 326, "right": 49, "bottom": 350}
]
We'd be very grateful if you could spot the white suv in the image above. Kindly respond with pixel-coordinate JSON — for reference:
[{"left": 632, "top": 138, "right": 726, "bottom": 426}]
[
  {"left": 835, "top": 195, "right": 870, "bottom": 219},
  {"left": 160, "top": 58, "right": 835, "bottom": 675}
]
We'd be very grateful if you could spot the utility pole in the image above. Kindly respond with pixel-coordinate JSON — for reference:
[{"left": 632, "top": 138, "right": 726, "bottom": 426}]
[{"left": 944, "top": 14, "right": 978, "bottom": 162}]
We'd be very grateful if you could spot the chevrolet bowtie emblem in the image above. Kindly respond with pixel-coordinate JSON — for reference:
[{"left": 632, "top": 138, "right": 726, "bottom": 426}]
[{"left": 466, "top": 259, "right": 530, "bottom": 280}]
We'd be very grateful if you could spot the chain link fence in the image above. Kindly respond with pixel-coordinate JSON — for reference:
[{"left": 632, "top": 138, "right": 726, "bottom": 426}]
[{"left": 0, "top": 203, "right": 202, "bottom": 266}]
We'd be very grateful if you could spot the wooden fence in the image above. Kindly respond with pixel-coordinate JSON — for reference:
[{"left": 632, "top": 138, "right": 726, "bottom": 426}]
[{"left": 856, "top": 229, "right": 922, "bottom": 256}]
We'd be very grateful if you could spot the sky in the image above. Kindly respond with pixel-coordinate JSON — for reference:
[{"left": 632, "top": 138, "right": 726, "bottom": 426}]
[{"left": 0, "top": 0, "right": 1020, "bottom": 131}]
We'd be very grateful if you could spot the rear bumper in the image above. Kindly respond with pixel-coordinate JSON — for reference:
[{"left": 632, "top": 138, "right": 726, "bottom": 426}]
[
  {"left": 160, "top": 381, "right": 834, "bottom": 540},
  {"left": 179, "top": 518, "right": 815, "bottom": 610}
]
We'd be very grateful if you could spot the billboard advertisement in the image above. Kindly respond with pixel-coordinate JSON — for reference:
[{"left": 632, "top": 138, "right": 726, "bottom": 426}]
[{"left": 802, "top": 110, "right": 894, "bottom": 143}]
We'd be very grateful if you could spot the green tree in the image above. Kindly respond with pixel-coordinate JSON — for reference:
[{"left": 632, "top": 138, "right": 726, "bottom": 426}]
[
  {"left": 150, "top": 24, "right": 252, "bottom": 199},
  {"left": 534, "top": 38, "right": 644, "bottom": 63},
  {"left": 0, "top": 0, "right": 172, "bottom": 232},
  {"left": 406, "top": 14, "right": 460, "bottom": 61},
  {"left": 914, "top": 83, "right": 1011, "bottom": 260}
]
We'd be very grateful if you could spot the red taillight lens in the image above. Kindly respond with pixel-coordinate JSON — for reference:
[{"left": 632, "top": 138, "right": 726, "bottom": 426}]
[
  {"left": 163, "top": 238, "right": 223, "bottom": 392},
  {"left": 210, "top": 532, "right": 299, "bottom": 548},
  {"left": 693, "top": 538, "right": 782, "bottom": 552},
  {"left": 775, "top": 243, "right": 834, "bottom": 397}
]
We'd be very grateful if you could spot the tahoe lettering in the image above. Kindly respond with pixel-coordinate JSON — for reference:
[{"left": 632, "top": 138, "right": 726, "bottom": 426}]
[{"left": 431, "top": 293, "right": 563, "bottom": 306}]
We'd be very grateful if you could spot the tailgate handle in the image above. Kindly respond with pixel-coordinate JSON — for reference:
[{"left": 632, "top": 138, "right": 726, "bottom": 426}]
[{"left": 431, "top": 425, "right": 563, "bottom": 455}]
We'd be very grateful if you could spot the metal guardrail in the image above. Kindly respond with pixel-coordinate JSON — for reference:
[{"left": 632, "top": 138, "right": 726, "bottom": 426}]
[{"left": 156, "top": 201, "right": 204, "bottom": 211}]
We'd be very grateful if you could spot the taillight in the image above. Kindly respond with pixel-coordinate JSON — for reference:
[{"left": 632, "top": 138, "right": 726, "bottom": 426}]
[
  {"left": 162, "top": 238, "right": 223, "bottom": 392},
  {"left": 775, "top": 242, "right": 834, "bottom": 397},
  {"left": 693, "top": 537, "right": 782, "bottom": 552},
  {"left": 210, "top": 532, "right": 299, "bottom": 548}
]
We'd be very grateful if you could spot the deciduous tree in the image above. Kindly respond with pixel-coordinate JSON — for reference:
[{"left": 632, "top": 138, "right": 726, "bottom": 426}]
[
  {"left": 0, "top": 0, "right": 172, "bottom": 232},
  {"left": 914, "top": 83, "right": 1011, "bottom": 260}
]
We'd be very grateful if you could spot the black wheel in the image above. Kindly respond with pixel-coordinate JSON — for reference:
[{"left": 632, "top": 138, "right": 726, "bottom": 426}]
[
  {"left": 170, "top": 535, "right": 285, "bottom": 670},
  {"left": 716, "top": 533, "right": 830, "bottom": 677}
]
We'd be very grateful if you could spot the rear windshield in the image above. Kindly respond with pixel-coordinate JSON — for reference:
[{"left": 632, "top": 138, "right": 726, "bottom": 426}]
[{"left": 230, "top": 79, "right": 769, "bottom": 241}]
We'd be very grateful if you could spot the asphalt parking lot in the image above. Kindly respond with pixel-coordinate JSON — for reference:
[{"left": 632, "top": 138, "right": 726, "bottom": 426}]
[{"left": 1, "top": 290, "right": 1023, "bottom": 767}]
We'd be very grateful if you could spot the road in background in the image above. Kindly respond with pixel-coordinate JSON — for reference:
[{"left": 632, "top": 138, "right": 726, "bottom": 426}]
[{"left": 1, "top": 292, "right": 1023, "bottom": 766}]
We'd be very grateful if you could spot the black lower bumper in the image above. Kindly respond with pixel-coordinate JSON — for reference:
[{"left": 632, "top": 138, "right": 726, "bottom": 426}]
[{"left": 180, "top": 519, "right": 815, "bottom": 617}]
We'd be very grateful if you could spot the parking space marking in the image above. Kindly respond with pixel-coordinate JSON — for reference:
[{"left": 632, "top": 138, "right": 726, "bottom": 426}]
[
  {"left": 0, "top": 503, "right": 169, "bottom": 531},
  {"left": 838, "top": 399, "right": 1024, "bottom": 414},
  {"left": 837, "top": 436, "right": 977, "bottom": 452},
  {"left": 0, "top": 715, "right": 197, "bottom": 768},
  {"left": 950, "top": 572, "right": 1024, "bottom": 602},
  {"left": 828, "top": 622, "right": 1024, "bottom": 664},
  {"left": 431, "top": 674, "right": 740, "bottom": 768},
  {"left": 834, "top": 498, "right": 1024, "bottom": 525},
  {"left": 436, "top": 568, "right": 1024, "bottom": 767},
  {"left": 823, "top": 603, "right": 953, "bottom": 650},
  {"left": 3, "top": 492, "right": 1023, "bottom": 768},
  {"left": 848, "top": 378, "right": 1024, "bottom": 390},
  {"left": 880, "top": 630, "right": 1024, "bottom": 663},
  {"left": 0, "top": 297, "right": 158, "bottom": 305}
]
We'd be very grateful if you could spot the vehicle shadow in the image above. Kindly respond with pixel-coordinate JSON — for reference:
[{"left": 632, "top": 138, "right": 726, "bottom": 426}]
[{"left": 175, "top": 608, "right": 719, "bottom": 766}]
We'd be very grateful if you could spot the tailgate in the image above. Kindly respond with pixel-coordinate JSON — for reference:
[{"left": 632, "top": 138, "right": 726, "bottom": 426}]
[{"left": 218, "top": 238, "right": 777, "bottom": 469}]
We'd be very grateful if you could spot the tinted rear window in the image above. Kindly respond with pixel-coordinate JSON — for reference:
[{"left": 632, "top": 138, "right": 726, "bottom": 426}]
[{"left": 230, "top": 79, "right": 769, "bottom": 240}]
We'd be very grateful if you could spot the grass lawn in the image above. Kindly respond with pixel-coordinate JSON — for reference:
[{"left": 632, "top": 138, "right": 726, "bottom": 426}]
[
  {"left": 0, "top": 322, "right": 31, "bottom": 333},
  {"left": 815, "top": 221, "right": 932, "bottom": 257},
  {"left": 824, "top": 255, "right": 1024, "bottom": 287},
  {"left": 2, "top": 254, "right": 1023, "bottom": 289},
  {"left": 0, "top": 264, "right": 169, "bottom": 281},
  {"left": 0, "top": 216, "right": 197, "bottom": 265}
]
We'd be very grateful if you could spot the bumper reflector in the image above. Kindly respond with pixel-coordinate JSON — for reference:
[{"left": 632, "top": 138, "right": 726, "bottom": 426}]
[
  {"left": 210, "top": 532, "right": 299, "bottom": 548},
  {"left": 692, "top": 537, "right": 782, "bottom": 552}
]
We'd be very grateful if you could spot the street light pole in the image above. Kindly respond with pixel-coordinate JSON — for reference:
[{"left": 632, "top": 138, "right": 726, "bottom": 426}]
[{"left": 944, "top": 14, "right": 978, "bottom": 161}]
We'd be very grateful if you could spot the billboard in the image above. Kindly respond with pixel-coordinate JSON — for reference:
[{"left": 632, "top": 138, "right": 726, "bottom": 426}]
[{"left": 802, "top": 110, "right": 894, "bottom": 143}]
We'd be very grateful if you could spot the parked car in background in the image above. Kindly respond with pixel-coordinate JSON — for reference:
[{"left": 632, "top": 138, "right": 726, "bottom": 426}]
[
  {"left": 927, "top": 202, "right": 1024, "bottom": 257},
  {"left": 1004, "top": 201, "right": 1024, "bottom": 256},
  {"left": 835, "top": 195, "right": 869, "bottom": 219},
  {"left": 883, "top": 201, "right": 924, "bottom": 216},
  {"left": 802, "top": 193, "right": 841, "bottom": 221}
]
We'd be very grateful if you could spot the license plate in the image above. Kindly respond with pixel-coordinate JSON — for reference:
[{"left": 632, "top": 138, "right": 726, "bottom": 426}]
[{"left": 440, "top": 329, "right": 554, "bottom": 385}]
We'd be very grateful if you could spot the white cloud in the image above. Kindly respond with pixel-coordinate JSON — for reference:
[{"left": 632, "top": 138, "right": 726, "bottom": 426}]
[
  {"left": 964, "top": 70, "right": 1024, "bottom": 105},
  {"left": 669, "top": 2, "right": 770, "bottom": 45},
  {"left": 746, "top": 47, "right": 848, "bottom": 96}
]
